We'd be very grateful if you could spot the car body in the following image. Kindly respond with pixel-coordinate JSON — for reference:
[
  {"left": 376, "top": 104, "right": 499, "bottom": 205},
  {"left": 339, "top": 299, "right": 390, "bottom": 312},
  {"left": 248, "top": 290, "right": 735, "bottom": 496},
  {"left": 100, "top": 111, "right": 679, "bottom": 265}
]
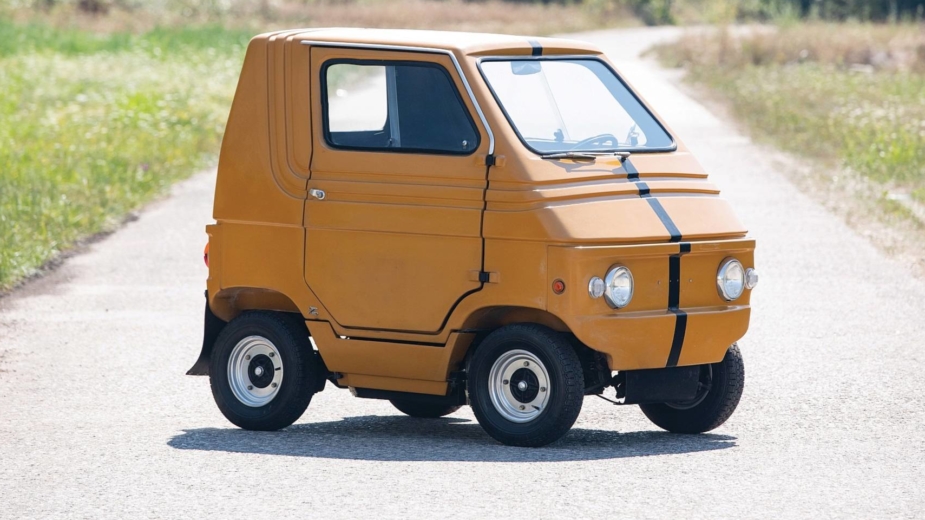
[{"left": 190, "top": 28, "right": 758, "bottom": 446}]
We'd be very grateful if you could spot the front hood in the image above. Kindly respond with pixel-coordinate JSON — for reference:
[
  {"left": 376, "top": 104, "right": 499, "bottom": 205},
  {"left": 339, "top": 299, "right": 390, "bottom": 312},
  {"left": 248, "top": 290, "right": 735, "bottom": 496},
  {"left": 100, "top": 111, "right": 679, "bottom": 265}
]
[{"left": 483, "top": 153, "right": 747, "bottom": 244}]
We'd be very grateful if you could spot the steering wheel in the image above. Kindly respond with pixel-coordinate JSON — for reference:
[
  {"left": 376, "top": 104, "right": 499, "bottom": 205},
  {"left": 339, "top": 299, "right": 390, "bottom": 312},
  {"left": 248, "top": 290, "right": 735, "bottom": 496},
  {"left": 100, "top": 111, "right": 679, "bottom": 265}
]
[{"left": 569, "top": 133, "right": 619, "bottom": 151}]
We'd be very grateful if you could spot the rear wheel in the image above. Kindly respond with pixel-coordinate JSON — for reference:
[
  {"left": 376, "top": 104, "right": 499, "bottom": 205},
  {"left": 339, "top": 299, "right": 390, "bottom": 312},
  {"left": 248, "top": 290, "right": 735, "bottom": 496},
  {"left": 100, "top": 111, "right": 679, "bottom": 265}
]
[
  {"left": 390, "top": 400, "right": 461, "bottom": 418},
  {"left": 468, "top": 324, "right": 584, "bottom": 447},
  {"left": 640, "top": 344, "right": 744, "bottom": 434},
  {"left": 210, "top": 311, "right": 323, "bottom": 431}
]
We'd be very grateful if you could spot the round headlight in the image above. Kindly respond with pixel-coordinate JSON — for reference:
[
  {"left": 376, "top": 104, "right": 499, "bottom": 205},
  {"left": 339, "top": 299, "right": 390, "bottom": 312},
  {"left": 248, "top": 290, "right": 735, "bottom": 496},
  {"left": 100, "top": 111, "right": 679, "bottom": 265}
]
[
  {"left": 717, "top": 258, "right": 745, "bottom": 301},
  {"left": 604, "top": 266, "right": 634, "bottom": 308}
]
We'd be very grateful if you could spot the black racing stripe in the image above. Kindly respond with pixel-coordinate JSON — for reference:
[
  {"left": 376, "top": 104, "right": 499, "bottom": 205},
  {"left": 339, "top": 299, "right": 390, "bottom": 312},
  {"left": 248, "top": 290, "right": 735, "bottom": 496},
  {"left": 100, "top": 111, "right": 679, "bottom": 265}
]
[
  {"left": 527, "top": 39, "right": 543, "bottom": 56},
  {"left": 623, "top": 157, "right": 639, "bottom": 180},
  {"left": 666, "top": 310, "right": 687, "bottom": 367},
  {"left": 668, "top": 255, "right": 681, "bottom": 309},
  {"left": 665, "top": 242, "right": 691, "bottom": 367},
  {"left": 637, "top": 182, "right": 650, "bottom": 197},
  {"left": 646, "top": 198, "right": 682, "bottom": 242}
]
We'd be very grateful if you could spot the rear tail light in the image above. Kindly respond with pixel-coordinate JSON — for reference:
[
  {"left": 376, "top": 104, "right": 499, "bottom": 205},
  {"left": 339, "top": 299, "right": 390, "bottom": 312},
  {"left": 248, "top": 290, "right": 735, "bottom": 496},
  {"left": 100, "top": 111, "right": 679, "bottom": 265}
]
[{"left": 203, "top": 242, "right": 210, "bottom": 267}]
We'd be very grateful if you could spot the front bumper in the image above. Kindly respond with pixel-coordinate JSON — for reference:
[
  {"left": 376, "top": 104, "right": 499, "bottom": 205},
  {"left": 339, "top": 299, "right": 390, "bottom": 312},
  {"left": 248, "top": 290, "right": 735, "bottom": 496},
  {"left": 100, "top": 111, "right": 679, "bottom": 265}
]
[
  {"left": 570, "top": 305, "right": 750, "bottom": 370},
  {"left": 547, "top": 239, "right": 754, "bottom": 371}
]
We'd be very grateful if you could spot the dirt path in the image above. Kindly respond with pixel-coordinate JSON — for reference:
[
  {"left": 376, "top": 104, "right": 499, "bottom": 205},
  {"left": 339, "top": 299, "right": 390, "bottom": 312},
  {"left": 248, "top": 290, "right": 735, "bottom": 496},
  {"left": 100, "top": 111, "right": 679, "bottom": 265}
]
[{"left": 1, "top": 27, "right": 923, "bottom": 519}]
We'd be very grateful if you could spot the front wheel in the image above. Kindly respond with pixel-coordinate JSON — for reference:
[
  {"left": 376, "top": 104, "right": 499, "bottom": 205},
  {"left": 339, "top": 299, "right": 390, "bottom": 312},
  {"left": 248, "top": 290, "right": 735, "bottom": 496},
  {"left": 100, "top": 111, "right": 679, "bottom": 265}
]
[
  {"left": 468, "top": 324, "right": 584, "bottom": 447},
  {"left": 639, "top": 343, "right": 745, "bottom": 434},
  {"left": 209, "top": 311, "right": 323, "bottom": 431}
]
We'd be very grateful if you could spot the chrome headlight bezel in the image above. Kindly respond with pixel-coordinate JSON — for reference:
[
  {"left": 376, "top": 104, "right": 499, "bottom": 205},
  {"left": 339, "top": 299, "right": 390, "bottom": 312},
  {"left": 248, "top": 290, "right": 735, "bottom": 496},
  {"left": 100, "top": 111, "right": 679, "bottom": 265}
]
[
  {"left": 716, "top": 258, "right": 745, "bottom": 301},
  {"left": 603, "top": 265, "right": 634, "bottom": 309}
]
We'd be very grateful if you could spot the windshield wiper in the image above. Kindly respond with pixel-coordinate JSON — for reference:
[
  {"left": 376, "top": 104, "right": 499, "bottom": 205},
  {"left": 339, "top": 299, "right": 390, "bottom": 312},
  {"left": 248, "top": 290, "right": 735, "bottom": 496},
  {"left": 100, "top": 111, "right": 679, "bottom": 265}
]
[
  {"left": 541, "top": 151, "right": 631, "bottom": 162},
  {"left": 541, "top": 152, "right": 597, "bottom": 161}
]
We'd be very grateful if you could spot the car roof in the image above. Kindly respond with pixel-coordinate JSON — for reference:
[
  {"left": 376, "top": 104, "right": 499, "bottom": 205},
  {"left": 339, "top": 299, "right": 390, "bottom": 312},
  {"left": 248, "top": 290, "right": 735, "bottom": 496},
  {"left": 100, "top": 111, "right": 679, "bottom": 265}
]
[{"left": 264, "top": 27, "right": 602, "bottom": 57}]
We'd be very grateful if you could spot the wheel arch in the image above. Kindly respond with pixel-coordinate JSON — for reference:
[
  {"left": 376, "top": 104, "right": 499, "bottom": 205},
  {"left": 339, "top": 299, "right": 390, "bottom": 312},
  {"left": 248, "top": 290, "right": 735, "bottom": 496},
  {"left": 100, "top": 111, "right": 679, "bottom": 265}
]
[
  {"left": 187, "top": 289, "right": 307, "bottom": 376},
  {"left": 456, "top": 307, "right": 610, "bottom": 395},
  {"left": 460, "top": 305, "right": 570, "bottom": 334},
  {"left": 456, "top": 306, "right": 570, "bottom": 366},
  {"left": 209, "top": 286, "right": 304, "bottom": 322}
]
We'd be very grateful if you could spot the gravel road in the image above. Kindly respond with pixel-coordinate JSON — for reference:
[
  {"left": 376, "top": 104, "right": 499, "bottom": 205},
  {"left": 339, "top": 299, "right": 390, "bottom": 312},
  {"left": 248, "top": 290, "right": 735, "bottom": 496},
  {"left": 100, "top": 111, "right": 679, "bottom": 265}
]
[{"left": 1, "top": 27, "right": 923, "bottom": 519}]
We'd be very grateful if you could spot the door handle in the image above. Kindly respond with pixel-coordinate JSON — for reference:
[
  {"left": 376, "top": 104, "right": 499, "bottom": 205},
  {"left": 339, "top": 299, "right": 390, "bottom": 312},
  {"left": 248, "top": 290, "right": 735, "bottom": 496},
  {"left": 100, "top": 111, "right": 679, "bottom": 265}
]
[{"left": 309, "top": 188, "right": 326, "bottom": 200}]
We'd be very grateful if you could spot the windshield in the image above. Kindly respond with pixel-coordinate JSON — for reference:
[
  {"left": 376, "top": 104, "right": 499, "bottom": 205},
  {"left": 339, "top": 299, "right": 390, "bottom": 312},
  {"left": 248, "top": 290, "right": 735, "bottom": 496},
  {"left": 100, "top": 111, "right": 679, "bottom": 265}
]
[{"left": 479, "top": 59, "right": 673, "bottom": 155}]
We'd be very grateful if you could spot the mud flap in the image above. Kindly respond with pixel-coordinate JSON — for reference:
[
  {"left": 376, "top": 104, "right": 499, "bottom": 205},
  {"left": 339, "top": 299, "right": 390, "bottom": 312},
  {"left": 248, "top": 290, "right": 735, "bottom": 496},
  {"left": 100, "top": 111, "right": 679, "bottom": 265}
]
[
  {"left": 618, "top": 365, "right": 700, "bottom": 405},
  {"left": 186, "top": 291, "right": 227, "bottom": 376}
]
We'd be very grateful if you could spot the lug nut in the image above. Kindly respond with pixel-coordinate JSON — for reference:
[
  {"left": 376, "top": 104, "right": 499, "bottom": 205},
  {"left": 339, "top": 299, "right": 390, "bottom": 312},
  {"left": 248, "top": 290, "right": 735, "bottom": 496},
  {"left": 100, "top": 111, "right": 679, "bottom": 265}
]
[
  {"left": 247, "top": 385, "right": 253, "bottom": 390},
  {"left": 519, "top": 405, "right": 525, "bottom": 410},
  {"left": 523, "top": 361, "right": 530, "bottom": 367},
  {"left": 245, "top": 355, "right": 251, "bottom": 360},
  {"left": 269, "top": 352, "right": 275, "bottom": 358},
  {"left": 540, "top": 387, "right": 547, "bottom": 392},
  {"left": 271, "top": 383, "right": 278, "bottom": 388}
]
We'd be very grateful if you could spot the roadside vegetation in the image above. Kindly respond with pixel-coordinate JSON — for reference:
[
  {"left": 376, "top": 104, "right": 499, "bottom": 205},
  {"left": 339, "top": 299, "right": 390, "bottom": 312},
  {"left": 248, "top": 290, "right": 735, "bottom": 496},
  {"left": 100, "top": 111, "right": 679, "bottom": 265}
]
[
  {"left": 1, "top": 0, "right": 635, "bottom": 39},
  {"left": 0, "top": 23, "right": 249, "bottom": 290},
  {"left": 654, "top": 24, "right": 925, "bottom": 201},
  {"left": 0, "top": 0, "right": 634, "bottom": 292},
  {"left": 613, "top": 0, "right": 925, "bottom": 25},
  {"left": 652, "top": 23, "right": 925, "bottom": 270}
]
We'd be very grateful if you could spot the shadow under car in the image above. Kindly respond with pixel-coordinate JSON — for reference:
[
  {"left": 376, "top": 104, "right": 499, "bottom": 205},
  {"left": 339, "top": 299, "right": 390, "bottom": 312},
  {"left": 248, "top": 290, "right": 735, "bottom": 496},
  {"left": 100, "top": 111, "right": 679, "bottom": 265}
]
[{"left": 168, "top": 415, "right": 736, "bottom": 462}]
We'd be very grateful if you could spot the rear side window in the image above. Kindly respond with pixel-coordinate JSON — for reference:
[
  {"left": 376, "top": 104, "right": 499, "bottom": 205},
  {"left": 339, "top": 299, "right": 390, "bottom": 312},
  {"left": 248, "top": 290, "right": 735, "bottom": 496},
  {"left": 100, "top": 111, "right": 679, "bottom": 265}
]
[{"left": 323, "top": 61, "right": 479, "bottom": 155}]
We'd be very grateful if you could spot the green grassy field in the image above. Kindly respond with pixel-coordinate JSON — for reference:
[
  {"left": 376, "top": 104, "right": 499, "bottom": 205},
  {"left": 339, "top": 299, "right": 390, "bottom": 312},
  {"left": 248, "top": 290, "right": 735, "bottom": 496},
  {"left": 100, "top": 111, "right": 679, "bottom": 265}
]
[
  {"left": 652, "top": 24, "right": 925, "bottom": 206},
  {"left": 0, "top": 22, "right": 251, "bottom": 290}
]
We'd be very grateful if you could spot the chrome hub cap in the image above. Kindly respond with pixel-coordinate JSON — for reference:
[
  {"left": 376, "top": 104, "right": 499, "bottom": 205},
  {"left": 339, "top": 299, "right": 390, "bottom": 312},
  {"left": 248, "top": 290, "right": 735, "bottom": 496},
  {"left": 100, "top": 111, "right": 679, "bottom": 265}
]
[
  {"left": 228, "top": 336, "right": 283, "bottom": 407},
  {"left": 488, "top": 349, "right": 550, "bottom": 423}
]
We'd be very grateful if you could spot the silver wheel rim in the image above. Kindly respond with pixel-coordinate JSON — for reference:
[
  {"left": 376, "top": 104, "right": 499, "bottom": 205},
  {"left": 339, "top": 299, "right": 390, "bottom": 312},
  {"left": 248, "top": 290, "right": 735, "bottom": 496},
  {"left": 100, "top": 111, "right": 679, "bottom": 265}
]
[
  {"left": 488, "top": 349, "right": 550, "bottom": 423},
  {"left": 227, "top": 335, "right": 284, "bottom": 408}
]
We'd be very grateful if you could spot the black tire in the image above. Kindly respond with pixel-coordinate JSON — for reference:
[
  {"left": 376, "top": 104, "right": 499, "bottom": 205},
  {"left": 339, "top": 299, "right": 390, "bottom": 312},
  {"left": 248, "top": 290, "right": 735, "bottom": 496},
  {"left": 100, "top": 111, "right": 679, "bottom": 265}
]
[
  {"left": 209, "top": 311, "right": 323, "bottom": 431},
  {"left": 390, "top": 400, "right": 461, "bottom": 418},
  {"left": 468, "top": 324, "right": 584, "bottom": 447},
  {"left": 640, "top": 343, "right": 745, "bottom": 434}
]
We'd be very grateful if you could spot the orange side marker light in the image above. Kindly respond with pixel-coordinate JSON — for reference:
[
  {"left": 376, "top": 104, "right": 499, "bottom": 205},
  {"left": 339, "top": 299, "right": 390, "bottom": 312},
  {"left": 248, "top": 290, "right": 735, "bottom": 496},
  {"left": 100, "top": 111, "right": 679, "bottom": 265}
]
[{"left": 552, "top": 279, "right": 566, "bottom": 294}]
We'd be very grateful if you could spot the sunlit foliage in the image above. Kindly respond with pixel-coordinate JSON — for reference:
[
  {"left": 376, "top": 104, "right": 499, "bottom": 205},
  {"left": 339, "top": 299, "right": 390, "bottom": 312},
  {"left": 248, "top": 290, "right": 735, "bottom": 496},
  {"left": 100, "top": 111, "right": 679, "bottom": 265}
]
[{"left": 0, "top": 23, "right": 249, "bottom": 289}]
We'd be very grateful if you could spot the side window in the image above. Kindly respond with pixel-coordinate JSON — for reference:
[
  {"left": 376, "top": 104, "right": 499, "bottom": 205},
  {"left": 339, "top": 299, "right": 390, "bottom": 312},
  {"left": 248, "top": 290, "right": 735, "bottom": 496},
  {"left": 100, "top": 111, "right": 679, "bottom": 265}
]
[{"left": 324, "top": 61, "right": 479, "bottom": 155}]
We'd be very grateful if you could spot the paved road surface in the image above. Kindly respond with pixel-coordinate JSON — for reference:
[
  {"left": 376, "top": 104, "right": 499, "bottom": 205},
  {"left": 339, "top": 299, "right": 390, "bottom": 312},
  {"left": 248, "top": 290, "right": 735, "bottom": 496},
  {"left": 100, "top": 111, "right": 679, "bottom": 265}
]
[{"left": 2, "top": 27, "right": 923, "bottom": 519}]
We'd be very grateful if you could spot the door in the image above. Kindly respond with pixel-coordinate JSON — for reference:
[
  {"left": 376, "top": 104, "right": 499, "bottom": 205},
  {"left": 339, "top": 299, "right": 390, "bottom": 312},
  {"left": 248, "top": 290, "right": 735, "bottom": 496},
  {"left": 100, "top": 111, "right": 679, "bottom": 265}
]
[{"left": 304, "top": 46, "right": 490, "bottom": 333}]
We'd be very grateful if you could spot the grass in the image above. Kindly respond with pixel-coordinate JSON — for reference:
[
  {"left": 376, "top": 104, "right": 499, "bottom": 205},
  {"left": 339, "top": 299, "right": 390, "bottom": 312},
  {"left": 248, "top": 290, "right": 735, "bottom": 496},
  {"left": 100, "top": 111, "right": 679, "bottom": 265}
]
[
  {"left": 652, "top": 24, "right": 925, "bottom": 204},
  {"left": 0, "top": 23, "right": 250, "bottom": 290}
]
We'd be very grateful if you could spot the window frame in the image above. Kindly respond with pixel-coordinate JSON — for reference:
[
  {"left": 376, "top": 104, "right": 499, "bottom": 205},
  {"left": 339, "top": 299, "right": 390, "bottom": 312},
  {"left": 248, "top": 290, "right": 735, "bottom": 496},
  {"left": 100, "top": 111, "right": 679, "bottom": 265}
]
[
  {"left": 320, "top": 58, "right": 482, "bottom": 157},
  {"left": 476, "top": 55, "right": 677, "bottom": 156}
]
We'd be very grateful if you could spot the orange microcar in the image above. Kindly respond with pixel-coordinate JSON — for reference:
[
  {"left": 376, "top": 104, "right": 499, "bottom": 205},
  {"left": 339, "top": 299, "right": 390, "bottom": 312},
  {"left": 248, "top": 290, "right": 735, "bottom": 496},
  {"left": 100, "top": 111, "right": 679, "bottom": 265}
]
[{"left": 188, "top": 28, "right": 759, "bottom": 447}]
